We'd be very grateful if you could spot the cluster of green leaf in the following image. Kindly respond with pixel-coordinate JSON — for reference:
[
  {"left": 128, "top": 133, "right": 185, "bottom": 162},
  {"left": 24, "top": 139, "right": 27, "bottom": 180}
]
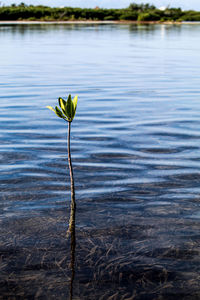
[
  {"left": 181, "top": 10, "right": 200, "bottom": 21},
  {"left": 47, "top": 95, "right": 78, "bottom": 122},
  {"left": 0, "top": 2, "right": 200, "bottom": 22}
]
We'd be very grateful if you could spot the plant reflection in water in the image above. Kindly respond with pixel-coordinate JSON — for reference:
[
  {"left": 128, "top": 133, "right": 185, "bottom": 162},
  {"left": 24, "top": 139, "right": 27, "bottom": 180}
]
[{"left": 68, "top": 192, "right": 76, "bottom": 300}]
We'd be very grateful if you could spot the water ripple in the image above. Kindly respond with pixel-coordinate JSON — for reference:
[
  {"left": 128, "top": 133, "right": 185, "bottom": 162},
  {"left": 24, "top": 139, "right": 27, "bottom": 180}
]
[{"left": 1, "top": 23, "right": 200, "bottom": 299}]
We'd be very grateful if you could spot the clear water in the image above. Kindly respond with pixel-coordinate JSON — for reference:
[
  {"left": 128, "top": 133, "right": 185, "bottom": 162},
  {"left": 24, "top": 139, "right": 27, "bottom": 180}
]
[{"left": 1, "top": 23, "right": 200, "bottom": 299}]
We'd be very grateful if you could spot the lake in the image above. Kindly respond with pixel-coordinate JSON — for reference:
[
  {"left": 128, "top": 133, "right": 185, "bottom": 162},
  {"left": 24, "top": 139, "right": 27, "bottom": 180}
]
[{"left": 1, "top": 23, "right": 200, "bottom": 299}]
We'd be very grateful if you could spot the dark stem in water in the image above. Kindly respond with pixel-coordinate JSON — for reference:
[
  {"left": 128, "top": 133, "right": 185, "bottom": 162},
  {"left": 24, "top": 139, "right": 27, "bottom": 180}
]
[
  {"left": 68, "top": 121, "right": 76, "bottom": 234},
  {"left": 68, "top": 121, "right": 75, "bottom": 210},
  {"left": 67, "top": 121, "right": 76, "bottom": 300}
]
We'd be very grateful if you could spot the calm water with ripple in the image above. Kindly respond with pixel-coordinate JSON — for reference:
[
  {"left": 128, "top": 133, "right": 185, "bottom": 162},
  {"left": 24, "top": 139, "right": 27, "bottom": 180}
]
[{"left": 1, "top": 23, "right": 200, "bottom": 299}]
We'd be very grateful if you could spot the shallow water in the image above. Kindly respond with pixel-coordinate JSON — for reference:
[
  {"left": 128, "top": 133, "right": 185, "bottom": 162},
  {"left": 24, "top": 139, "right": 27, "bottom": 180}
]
[{"left": 1, "top": 23, "right": 200, "bottom": 299}]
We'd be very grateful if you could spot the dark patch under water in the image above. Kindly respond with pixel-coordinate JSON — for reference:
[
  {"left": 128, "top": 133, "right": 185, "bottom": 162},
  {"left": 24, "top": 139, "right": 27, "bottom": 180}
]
[{"left": 1, "top": 23, "right": 200, "bottom": 299}]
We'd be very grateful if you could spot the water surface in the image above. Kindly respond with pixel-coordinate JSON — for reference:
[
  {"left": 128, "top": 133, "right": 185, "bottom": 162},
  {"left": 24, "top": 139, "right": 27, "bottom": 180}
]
[{"left": 1, "top": 23, "right": 200, "bottom": 299}]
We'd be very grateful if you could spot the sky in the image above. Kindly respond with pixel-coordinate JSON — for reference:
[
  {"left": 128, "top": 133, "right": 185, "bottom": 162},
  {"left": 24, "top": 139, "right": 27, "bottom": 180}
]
[{"left": 3, "top": 0, "right": 200, "bottom": 11}]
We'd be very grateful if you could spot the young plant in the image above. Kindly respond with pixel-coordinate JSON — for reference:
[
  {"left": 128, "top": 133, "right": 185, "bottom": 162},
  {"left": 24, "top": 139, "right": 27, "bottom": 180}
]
[{"left": 47, "top": 94, "right": 78, "bottom": 233}]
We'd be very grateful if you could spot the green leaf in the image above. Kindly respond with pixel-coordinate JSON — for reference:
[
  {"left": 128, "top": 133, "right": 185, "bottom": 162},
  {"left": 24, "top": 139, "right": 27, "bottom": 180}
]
[
  {"left": 46, "top": 105, "right": 56, "bottom": 113},
  {"left": 66, "top": 94, "right": 75, "bottom": 122},
  {"left": 58, "top": 97, "right": 67, "bottom": 116},
  {"left": 72, "top": 95, "right": 78, "bottom": 114},
  {"left": 47, "top": 105, "right": 65, "bottom": 120},
  {"left": 55, "top": 106, "right": 66, "bottom": 119}
]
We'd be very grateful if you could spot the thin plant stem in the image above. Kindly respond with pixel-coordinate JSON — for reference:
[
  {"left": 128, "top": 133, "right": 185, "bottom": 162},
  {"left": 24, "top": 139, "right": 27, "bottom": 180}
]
[
  {"left": 68, "top": 121, "right": 75, "bottom": 203},
  {"left": 67, "top": 121, "right": 76, "bottom": 300},
  {"left": 67, "top": 121, "right": 76, "bottom": 233}
]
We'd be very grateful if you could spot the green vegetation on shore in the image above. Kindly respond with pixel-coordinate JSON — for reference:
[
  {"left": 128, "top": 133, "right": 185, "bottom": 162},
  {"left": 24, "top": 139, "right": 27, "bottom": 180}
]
[{"left": 1, "top": 2, "right": 200, "bottom": 22}]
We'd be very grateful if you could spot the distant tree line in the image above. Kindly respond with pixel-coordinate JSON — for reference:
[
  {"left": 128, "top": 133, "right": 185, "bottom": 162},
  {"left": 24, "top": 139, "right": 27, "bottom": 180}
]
[{"left": 0, "top": 2, "right": 200, "bottom": 21}]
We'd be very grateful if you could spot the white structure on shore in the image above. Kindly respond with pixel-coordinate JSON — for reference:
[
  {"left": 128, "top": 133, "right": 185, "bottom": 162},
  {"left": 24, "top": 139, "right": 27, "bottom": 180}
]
[{"left": 159, "top": 6, "right": 167, "bottom": 11}]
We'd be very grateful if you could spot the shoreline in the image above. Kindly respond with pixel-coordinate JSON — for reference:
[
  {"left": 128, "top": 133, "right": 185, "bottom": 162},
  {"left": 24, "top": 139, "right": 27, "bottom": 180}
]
[
  {"left": 0, "top": 20, "right": 199, "bottom": 25},
  {"left": 0, "top": 20, "right": 184, "bottom": 25}
]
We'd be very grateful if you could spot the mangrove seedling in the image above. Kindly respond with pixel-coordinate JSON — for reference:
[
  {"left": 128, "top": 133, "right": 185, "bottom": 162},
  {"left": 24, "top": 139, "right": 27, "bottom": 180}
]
[
  {"left": 47, "top": 94, "right": 78, "bottom": 234},
  {"left": 47, "top": 94, "right": 78, "bottom": 298}
]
